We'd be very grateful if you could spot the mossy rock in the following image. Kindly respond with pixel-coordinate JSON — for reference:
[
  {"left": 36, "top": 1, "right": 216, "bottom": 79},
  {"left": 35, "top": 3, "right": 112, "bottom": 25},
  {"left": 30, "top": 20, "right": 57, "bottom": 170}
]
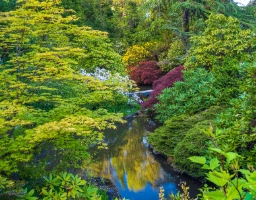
[
  {"left": 148, "top": 106, "right": 224, "bottom": 156},
  {"left": 173, "top": 120, "right": 213, "bottom": 179}
]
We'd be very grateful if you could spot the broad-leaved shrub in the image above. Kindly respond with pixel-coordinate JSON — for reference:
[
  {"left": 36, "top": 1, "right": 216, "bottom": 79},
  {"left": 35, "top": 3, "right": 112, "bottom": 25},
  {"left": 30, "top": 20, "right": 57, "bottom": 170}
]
[
  {"left": 122, "top": 42, "right": 159, "bottom": 67},
  {"left": 155, "top": 68, "right": 221, "bottom": 122},
  {"left": 185, "top": 14, "right": 254, "bottom": 70}
]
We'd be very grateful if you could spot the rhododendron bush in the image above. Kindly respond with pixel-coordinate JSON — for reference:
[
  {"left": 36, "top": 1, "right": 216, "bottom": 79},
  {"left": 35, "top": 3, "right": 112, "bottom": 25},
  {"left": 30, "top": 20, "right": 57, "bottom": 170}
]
[
  {"left": 130, "top": 61, "right": 163, "bottom": 85},
  {"left": 155, "top": 68, "right": 222, "bottom": 122},
  {"left": 142, "top": 66, "right": 184, "bottom": 109}
]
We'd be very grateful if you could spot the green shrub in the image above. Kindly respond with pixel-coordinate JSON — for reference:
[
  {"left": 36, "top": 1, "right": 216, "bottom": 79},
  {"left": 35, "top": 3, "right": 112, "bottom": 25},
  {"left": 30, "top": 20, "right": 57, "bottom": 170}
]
[
  {"left": 148, "top": 106, "right": 224, "bottom": 157},
  {"left": 185, "top": 14, "right": 254, "bottom": 70},
  {"left": 155, "top": 68, "right": 221, "bottom": 122},
  {"left": 0, "top": 172, "right": 109, "bottom": 200},
  {"left": 211, "top": 64, "right": 242, "bottom": 102},
  {"left": 212, "top": 63, "right": 256, "bottom": 166},
  {"left": 173, "top": 120, "right": 213, "bottom": 179},
  {"left": 159, "top": 40, "right": 186, "bottom": 72}
]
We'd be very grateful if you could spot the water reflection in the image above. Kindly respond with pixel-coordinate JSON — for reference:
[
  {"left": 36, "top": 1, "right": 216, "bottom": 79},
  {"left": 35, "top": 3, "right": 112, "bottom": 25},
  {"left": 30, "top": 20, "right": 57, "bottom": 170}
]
[{"left": 89, "top": 118, "right": 201, "bottom": 200}]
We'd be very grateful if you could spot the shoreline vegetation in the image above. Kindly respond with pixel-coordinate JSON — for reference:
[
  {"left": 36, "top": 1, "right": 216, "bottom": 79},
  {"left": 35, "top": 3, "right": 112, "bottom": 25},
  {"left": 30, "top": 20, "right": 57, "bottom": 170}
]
[{"left": 0, "top": 0, "right": 255, "bottom": 199}]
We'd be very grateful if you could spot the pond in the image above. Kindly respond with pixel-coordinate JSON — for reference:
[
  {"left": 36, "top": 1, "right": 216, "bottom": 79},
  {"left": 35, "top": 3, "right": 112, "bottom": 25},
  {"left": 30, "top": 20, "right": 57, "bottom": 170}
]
[{"left": 89, "top": 118, "right": 202, "bottom": 200}]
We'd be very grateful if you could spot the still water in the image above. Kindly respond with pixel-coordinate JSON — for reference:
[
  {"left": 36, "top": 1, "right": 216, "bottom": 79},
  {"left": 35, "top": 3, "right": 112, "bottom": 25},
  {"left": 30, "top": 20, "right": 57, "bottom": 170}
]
[{"left": 89, "top": 118, "right": 202, "bottom": 200}]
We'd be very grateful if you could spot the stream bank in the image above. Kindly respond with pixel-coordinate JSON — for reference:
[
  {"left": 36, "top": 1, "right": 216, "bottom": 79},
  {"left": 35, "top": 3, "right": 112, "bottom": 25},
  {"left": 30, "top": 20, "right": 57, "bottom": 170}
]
[{"left": 88, "top": 117, "right": 202, "bottom": 200}]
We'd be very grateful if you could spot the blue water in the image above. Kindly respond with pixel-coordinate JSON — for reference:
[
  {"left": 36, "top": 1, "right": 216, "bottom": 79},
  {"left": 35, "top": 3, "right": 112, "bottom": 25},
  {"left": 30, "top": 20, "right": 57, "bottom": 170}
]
[
  {"left": 90, "top": 118, "right": 202, "bottom": 200},
  {"left": 116, "top": 177, "right": 177, "bottom": 200}
]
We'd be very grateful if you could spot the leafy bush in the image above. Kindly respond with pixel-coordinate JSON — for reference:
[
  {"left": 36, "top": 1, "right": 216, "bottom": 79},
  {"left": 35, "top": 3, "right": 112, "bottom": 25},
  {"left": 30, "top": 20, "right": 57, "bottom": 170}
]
[
  {"left": 142, "top": 66, "right": 184, "bottom": 109},
  {"left": 130, "top": 61, "right": 163, "bottom": 85},
  {"left": 155, "top": 68, "right": 221, "bottom": 122},
  {"left": 185, "top": 14, "right": 254, "bottom": 70},
  {"left": 212, "top": 63, "right": 256, "bottom": 166},
  {"left": 2, "top": 172, "right": 109, "bottom": 200},
  {"left": 0, "top": 1, "right": 129, "bottom": 187},
  {"left": 148, "top": 106, "right": 224, "bottom": 157},
  {"left": 41, "top": 172, "right": 108, "bottom": 200},
  {"left": 173, "top": 120, "right": 213, "bottom": 179},
  {"left": 189, "top": 132, "right": 256, "bottom": 200},
  {"left": 211, "top": 64, "right": 242, "bottom": 101},
  {"left": 159, "top": 40, "right": 186, "bottom": 72},
  {"left": 122, "top": 44, "right": 150, "bottom": 67}
]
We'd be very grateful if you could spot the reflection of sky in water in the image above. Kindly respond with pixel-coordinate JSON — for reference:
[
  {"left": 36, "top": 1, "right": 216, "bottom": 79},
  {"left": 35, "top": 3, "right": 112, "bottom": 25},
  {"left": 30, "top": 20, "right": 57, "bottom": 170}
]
[
  {"left": 112, "top": 172, "right": 177, "bottom": 200},
  {"left": 90, "top": 118, "right": 202, "bottom": 199}
]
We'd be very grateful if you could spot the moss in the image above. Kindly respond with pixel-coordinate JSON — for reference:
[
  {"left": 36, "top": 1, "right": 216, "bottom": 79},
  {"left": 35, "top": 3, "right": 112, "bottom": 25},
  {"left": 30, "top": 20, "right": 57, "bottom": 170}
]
[{"left": 148, "top": 106, "right": 224, "bottom": 156}]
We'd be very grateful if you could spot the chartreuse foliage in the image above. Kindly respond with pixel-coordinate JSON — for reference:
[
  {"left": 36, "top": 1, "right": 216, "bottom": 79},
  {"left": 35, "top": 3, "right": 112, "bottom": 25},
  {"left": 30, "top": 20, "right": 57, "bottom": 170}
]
[
  {"left": 122, "top": 44, "right": 149, "bottom": 67},
  {"left": 0, "top": 0, "right": 133, "bottom": 197},
  {"left": 155, "top": 68, "right": 221, "bottom": 122},
  {"left": 185, "top": 14, "right": 254, "bottom": 70},
  {"left": 122, "top": 42, "right": 159, "bottom": 67},
  {"left": 0, "top": 0, "right": 124, "bottom": 74}
]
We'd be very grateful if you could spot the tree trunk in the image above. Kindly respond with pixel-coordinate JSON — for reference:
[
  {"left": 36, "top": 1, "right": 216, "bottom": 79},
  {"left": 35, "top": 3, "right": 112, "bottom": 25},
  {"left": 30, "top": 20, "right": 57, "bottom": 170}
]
[{"left": 180, "top": 0, "right": 190, "bottom": 53}]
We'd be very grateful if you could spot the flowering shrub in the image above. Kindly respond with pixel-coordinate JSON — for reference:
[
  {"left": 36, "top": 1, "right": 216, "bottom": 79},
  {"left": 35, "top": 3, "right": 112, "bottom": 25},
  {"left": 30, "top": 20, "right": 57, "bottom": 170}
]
[
  {"left": 142, "top": 66, "right": 184, "bottom": 109},
  {"left": 80, "top": 68, "right": 142, "bottom": 106},
  {"left": 130, "top": 61, "right": 163, "bottom": 85}
]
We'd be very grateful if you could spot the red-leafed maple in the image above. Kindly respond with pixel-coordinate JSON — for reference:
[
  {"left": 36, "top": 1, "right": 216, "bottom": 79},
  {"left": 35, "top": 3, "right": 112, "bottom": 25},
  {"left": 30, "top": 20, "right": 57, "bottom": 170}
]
[
  {"left": 129, "top": 61, "right": 163, "bottom": 85},
  {"left": 142, "top": 66, "right": 184, "bottom": 109}
]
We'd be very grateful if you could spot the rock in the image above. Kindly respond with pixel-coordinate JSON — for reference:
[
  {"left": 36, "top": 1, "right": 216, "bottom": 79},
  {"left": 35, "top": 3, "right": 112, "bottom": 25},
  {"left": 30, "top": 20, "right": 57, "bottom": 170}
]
[
  {"left": 124, "top": 110, "right": 149, "bottom": 119},
  {"left": 88, "top": 177, "right": 122, "bottom": 200}
]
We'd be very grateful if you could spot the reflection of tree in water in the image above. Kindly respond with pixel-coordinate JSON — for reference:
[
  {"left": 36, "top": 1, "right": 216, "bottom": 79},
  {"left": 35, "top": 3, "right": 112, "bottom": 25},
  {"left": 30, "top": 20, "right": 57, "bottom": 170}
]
[{"left": 89, "top": 118, "right": 167, "bottom": 192}]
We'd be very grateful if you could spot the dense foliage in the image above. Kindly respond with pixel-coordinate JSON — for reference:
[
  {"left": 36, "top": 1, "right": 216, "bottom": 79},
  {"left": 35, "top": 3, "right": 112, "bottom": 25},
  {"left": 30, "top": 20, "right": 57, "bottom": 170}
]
[
  {"left": 0, "top": 0, "right": 134, "bottom": 198},
  {"left": 142, "top": 66, "right": 184, "bottom": 109},
  {"left": 122, "top": 43, "right": 157, "bottom": 67},
  {"left": 173, "top": 120, "right": 214, "bottom": 179},
  {"left": 148, "top": 106, "right": 223, "bottom": 158},
  {"left": 155, "top": 68, "right": 221, "bottom": 122},
  {"left": 159, "top": 40, "right": 186, "bottom": 72},
  {"left": 188, "top": 128, "right": 256, "bottom": 200},
  {"left": 0, "top": 0, "right": 256, "bottom": 199},
  {"left": 185, "top": 14, "right": 254, "bottom": 70},
  {"left": 129, "top": 61, "right": 163, "bottom": 85},
  {"left": 2, "top": 172, "right": 109, "bottom": 200}
]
